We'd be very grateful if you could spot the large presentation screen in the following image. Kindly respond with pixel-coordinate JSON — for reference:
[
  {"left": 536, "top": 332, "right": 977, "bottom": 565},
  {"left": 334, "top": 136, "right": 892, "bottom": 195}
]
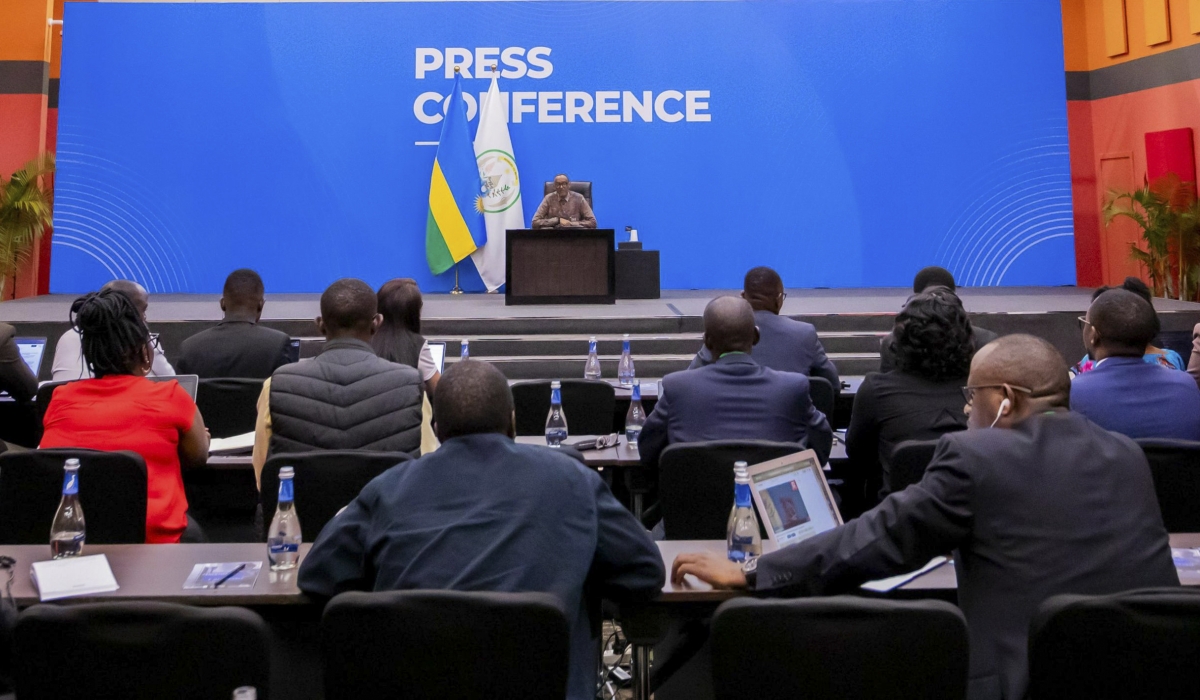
[{"left": 53, "top": 0, "right": 1073, "bottom": 293}]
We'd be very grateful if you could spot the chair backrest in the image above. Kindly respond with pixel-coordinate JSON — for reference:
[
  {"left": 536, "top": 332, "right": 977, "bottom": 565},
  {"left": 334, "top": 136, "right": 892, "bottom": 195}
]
[
  {"left": 659, "top": 440, "right": 805, "bottom": 540},
  {"left": 0, "top": 448, "right": 148, "bottom": 544},
  {"left": 14, "top": 601, "right": 270, "bottom": 700},
  {"left": 1156, "top": 330, "right": 1193, "bottom": 368},
  {"left": 542, "top": 180, "right": 592, "bottom": 208},
  {"left": 1029, "top": 588, "right": 1200, "bottom": 700},
  {"left": 712, "top": 596, "right": 968, "bottom": 700},
  {"left": 1135, "top": 438, "right": 1200, "bottom": 532},
  {"left": 511, "top": 379, "right": 616, "bottom": 437},
  {"left": 808, "top": 375, "right": 835, "bottom": 419},
  {"left": 196, "top": 378, "right": 265, "bottom": 438},
  {"left": 260, "top": 450, "right": 412, "bottom": 541},
  {"left": 888, "top": 439, "right": 942, "bottom": 494},
  {"left": 321, "top": 589, "right": 569, "bottom": 700}
]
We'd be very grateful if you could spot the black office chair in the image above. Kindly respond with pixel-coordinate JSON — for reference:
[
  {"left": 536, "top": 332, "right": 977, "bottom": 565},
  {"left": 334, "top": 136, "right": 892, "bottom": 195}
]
[
  {"left": 809, "top": 376, "right": 835, "bottom": 420},
  {"left": 0, "top": 448, "right": 147, "bottom": 544},
  {"left": 888, "top": 439, "right": 941, "bottom": 495},
  {"left": 659, "top": 440, "right": 805, "bottom": 540},
  {"left": 1156, "top": 330, "right": 1193, "bottom": 369},
  {"left": 712, "top": 596, "right": 969, "bottom": 700},
  {"left": 260, "top": 451, "right": 412, "bottom": 541},
  {"left": 542, "top": 180, "right": 593, "bottom": 208},
  {"left": 1029, "top": 588, "right": 1200, "bottom": 700},
  {"left": 33, "top": 380, "right": 74, "bottom": 423},
  {"left": 1135, "top": 438, "right": 1200, "bottom": 532},
  {"left": 511, "top": 379, "right": 616, "bottom": 437},
  {"left": 321, "top": 590, "right": 570, "bottom": 700},
  {"left": 14, "top": 602, "right": 271, "bottom": 700},
  {"left": 195, "top": 378, "right": 264, "bottom": 439}
]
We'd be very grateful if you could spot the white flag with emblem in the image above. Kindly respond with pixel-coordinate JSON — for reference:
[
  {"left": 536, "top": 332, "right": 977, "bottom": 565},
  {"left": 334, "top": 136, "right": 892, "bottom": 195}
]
[{"left": 471, "top": 72, "right": 525, "bottom": 291}]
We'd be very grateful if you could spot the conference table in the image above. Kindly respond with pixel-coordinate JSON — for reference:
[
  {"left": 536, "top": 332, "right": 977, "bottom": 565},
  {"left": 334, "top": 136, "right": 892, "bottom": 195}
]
[{"left": 3, "top": 535, "right": 1197, "bottom": 700}]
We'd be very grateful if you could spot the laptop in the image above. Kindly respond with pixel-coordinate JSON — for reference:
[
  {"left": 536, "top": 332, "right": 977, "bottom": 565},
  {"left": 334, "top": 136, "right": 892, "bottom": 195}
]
[
  {"left": 149, "top": 374, "right": 199, "bottom": 400},
  {"left": 427, "top": 341, "right": 446, "bottom": 373},
  {"left": 285, "top": 337, "right": 301, "bottom": 364},
  {"left": 746, "top": 450, "right": 843, "bottom": 548},
  {"left": 0, "top": 337, "right": 47, "bottom": 401}
]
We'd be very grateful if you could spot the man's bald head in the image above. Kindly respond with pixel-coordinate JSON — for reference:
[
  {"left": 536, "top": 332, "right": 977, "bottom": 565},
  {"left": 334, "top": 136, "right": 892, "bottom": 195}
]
[
  {"left": 967, "top": 334, "right": 1069, "bottom": 428},
  {"left": 703, "top": 296, "right": 759, "bottom": 356},
  {"left": 742, "top": 266, "right": 784, "bottom": 313},
  {"left": 318, "top": 278, "right": 381, "bottom": 341},
  {"left": 101, "top": 280, "right": 148, "bottom": 315}
]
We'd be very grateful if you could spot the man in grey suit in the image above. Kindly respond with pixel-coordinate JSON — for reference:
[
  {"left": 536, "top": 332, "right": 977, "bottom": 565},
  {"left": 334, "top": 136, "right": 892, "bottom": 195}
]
[
  {"left": 673, "top": 334, "right": 1177, "bottom": 700},
  {"left": 640, "top": 296, "right": 833, "bottom": 469},
  {"left": 689, "top": 267, "right": 839, "bottom": 393}
]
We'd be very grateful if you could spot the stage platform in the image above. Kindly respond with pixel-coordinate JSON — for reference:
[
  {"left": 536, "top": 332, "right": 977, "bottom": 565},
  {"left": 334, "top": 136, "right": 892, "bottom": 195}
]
[{"left": 5, "top": 287, "right": 1200, "bottom": 383}]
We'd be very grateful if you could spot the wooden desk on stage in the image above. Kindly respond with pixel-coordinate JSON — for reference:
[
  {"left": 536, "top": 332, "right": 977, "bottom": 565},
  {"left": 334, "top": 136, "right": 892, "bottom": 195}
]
[{"left": 505, "top": 228, "right": 615, "bottom": 305}]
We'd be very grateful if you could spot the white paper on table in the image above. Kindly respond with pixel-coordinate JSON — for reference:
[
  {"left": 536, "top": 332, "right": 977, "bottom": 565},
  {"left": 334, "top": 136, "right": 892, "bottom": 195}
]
[
  {"left": 209, "top": 432, "right": 256, "bottom": 454},
  {"left": 859, "top": 556, "right": 949, "bottom": 593},
  {"left": 31, "top": 554, "right": 120, "bottom": 601}
]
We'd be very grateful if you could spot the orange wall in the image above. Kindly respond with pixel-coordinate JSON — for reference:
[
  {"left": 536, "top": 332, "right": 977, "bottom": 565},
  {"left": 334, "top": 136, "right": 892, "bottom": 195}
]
[{"left": 1063, "top": 0, "right": 1200, "bottom": 287}]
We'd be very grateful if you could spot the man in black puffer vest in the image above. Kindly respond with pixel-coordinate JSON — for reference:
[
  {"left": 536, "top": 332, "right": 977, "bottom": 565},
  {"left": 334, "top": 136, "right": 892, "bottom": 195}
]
[{"left": 251, "top": 278, "right": 423, "bottom": 487}]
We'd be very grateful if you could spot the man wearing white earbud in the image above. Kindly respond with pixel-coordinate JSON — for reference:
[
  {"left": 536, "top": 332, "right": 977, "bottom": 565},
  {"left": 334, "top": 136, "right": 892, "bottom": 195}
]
[{"left": 672, "top": 334, "right": 1178, "bottom": 700}]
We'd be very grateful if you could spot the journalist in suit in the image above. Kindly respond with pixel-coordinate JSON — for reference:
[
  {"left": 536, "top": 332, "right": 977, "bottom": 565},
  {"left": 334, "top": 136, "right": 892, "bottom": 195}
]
[
  {"left": 688, "top": 267, "right": 839, "bottom": 391},
  {"left": 640, "top": 296, "right": 833, "bottom": 469},
  {"left": 176, "top": 269, "right": 291, "bottom": 379},
  {"left": 1071, "top": 288, "right": 1200, "bottom": 440},
  {"left": 299, "top": 360, "right": 664, "bottom": 700},
  {"left": 673, "top": 335, "right": 1178, "bottom": 700}
]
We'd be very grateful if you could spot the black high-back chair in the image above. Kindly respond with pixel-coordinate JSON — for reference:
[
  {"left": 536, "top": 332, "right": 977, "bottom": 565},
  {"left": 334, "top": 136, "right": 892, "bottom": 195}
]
[
  {"left": 888, "top": 439, "right": 941, "bottom": 494},
  {"left": 1135, "top": 438, "right": 1200, "bottom": 532},
  {"left": 195, "top": 378, "right": 264, "bottom": 439},
  {"left": 808, "top": 376, "right": 835, "bottom": 420},
  {"left": 712, "top": 597, "right": 969, "bottom": 700},
  {"left": 0, "top": 448, "right": 147, "bottom": 544},
  {"left": 321, "top": 590, "right": 570, "bottom": 700},
  {"left": 1029, "top": 588, "right": 1200, "bottom": 700},
  {"left": 260, "top": 451, "right": 412, "bottom": 541},
  {"left": 34, "top": 380, "right": 74, "bottom": 423},
  {"left": 659, "top": 440, "right": 805, "bottom": 540},
  {"left": 542, "top": 180, "right": 593, "bottom": 208},
  {"left": 511, "top": 379, "right": 616, "bottom": 437},
  {"left": 14, "top": 602, "right": 271, "bottom": 700}
]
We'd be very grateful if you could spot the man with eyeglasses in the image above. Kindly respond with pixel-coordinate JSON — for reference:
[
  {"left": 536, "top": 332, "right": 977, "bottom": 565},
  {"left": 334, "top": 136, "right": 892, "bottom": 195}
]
[
  {"left": 687, "top": 267, "right": 839, "bottom": 395},
  {"left": 51, "top": 280, "right": 175, "bottom": 381},
  {"left": 672, "top": 333, "right": 1177, "bottom": 700}
]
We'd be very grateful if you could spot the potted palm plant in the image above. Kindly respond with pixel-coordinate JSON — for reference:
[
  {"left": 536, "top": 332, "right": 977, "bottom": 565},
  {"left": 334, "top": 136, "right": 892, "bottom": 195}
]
[
  {"left": 0, "top": 153, "right": 55, "bottom": 300},
  {"left": 1103, "top": 173, "right": 1200, "bottom": 301}
]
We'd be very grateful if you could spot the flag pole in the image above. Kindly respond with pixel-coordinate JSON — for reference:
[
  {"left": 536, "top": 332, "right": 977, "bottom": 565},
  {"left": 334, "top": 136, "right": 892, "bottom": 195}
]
[{"left": 451, "top": 262, "right": 464, "bottom": 295}]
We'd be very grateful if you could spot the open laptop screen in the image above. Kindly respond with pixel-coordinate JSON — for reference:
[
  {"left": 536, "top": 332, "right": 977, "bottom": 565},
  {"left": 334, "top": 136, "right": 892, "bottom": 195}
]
[
  {"left": 427, "top": 342, "right": 446, "bottom": 373},
  {"left": 747, "top": 451, "right": 842, "bottom": 548},
  {"left": 16, "top": 337, "right": 46, "bottom": 377}
]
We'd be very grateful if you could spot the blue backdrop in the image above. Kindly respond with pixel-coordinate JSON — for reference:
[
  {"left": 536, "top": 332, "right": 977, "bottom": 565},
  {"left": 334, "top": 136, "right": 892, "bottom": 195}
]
[{"left": 53, "top": 0, "right": 1074, "bottom": 293}]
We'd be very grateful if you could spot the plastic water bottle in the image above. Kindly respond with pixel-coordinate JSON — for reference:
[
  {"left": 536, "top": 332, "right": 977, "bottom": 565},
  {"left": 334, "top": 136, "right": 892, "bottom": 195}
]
[
  {"left": 268, "top": 467, "right": 302, "bottom": 571},
  {"left": 545, "top": 380, "right": 569, "bottom": 447},
  {"left": 727, "top": 462, "right": 761, "bottom": 563},
  {"left": 50, "top": 458, "right": 85, "bottom": 559},
  {"left": 617, "top": 334, "right": 635, "bottom": 386},
  {"left": 625, "top": 379, "right": 646, "bottom": 447},
  {"left": 584, "top": 336, "right": 602, "bottom": 380},
  {"left": 232, "top": 688, "right": 257, "bottom": 700},
  {"left": 460, "top": 339, "right": 470, "bottom": 361}
]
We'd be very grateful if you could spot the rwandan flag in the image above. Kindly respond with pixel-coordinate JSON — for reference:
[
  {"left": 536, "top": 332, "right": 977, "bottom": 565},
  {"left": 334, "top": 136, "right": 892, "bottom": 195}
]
[{"left": 426, "top": 72, "right": 487, "bottom": 275}]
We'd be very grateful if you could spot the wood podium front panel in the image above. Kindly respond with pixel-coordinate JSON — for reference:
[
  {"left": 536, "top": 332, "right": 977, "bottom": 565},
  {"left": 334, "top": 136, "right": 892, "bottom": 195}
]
[{"left": 506, "top": 229, "right": 615, "bottom": 304}]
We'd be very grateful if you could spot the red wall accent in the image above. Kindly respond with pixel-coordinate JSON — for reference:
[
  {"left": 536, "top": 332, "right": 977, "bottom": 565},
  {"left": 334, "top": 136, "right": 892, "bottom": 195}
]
[{"left": 1145, "top": 127, "right": 1196, "bottom": 189}]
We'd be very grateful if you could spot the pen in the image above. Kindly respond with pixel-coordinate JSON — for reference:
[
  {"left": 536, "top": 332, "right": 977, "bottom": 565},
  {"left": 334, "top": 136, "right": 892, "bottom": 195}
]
[{"left": 213, "top": 563, "right": 246, "bottom": 589}]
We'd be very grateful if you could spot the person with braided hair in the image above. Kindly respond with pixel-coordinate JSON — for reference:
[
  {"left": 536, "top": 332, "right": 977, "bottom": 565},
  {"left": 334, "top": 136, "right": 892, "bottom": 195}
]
[
  {"left": 51, "top": 280, "right": 174, "bottom": 381},
  {"left": 40, "top": 289, "right": 210, "bottom": 543}
]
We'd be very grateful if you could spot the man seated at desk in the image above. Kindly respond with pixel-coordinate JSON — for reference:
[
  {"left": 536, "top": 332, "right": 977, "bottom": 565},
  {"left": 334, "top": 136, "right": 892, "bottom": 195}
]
[{"left": 532, "top": 174, "right": 597, "bottom": 229}]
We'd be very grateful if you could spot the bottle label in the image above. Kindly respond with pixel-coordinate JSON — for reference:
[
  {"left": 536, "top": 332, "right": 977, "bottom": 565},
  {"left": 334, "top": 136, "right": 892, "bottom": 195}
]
[
  {"left": 623, "top": 341, "right": 630, "bottom": 353},
  {"left": 269, "top": 542, "right": 299, "bottom": 554},
  {"left": 279, "top": 478, "right": 294, "bottom": 503},
  {"left": 62, "top": 471, "right": 79, "bottom": 495},
  {"left": 589, "top": 341, "right": 597, "bottom": 353},
  {"left": 551, "top": 388, "right": 562, "bottom": 404},
  {"left": 734, "top": 483, "right": 752, "bottom": 508},
  {"left": 631, "top": 385, "right": 641, "bottom": 401}
]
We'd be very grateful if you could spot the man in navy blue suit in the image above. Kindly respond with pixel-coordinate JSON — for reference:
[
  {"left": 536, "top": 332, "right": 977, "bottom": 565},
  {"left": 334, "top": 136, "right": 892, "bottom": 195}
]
[
  {"left": 1071, "top": 288, "right": 1200, "bottom": 440},
  {"left": 640, "top": 296, "right": 834, "bottom": 469},
  {"left": 298, "top": 360, "right": 665, "bottom": 700},
  {"left": 688, "top": 267, "right": 839, "bottom": 393}
]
